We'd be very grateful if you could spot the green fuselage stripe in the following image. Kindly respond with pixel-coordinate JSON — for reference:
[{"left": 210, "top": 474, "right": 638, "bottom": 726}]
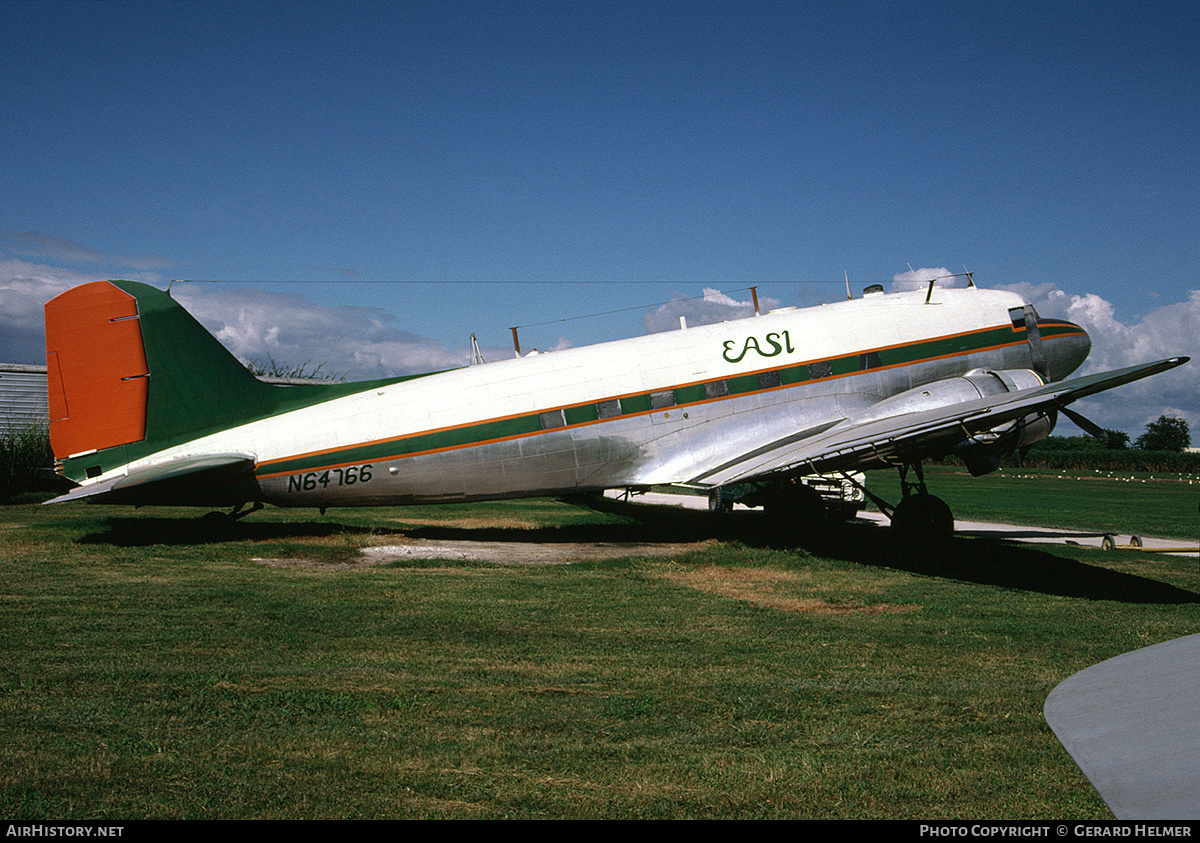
[{"left": 256, "top": 322, "right": 1037, "bottom": 479}]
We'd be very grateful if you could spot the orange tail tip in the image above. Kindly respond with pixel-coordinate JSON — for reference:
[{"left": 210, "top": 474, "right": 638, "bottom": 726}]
[{"left": 45, "top": 281, "right": 151, "bottom": 458}]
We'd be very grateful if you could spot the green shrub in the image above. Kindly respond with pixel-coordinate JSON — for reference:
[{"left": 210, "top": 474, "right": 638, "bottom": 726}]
[{"left": 0, "top": 424, "right": 54, "bottom": 502}]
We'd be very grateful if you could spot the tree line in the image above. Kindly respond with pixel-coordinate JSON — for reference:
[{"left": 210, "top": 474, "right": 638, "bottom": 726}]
[
  {"left": 1033, "top": 414, "right": 1190, "bottom": 453},
  {"left": 1002, "top": 414, "right": 1197, "bottom": 473}
]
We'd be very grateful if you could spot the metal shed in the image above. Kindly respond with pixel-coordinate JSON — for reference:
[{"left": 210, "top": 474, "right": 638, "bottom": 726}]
[{"left": 0, "top": 364, "right": 48, "bottom": 435}]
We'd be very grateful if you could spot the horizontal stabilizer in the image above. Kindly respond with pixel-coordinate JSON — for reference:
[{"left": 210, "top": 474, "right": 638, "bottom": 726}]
[{"left": 44, "top": 453, "right": 257, "bottom": 506}]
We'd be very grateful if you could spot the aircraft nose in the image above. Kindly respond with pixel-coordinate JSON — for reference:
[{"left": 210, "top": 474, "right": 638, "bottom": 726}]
[{"left": 1042, "top": 317, "right": 1091, "bottom": 380}]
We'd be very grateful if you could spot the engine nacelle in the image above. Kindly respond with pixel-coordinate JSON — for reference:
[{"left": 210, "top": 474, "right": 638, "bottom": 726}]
[
  {"left": 852, "top": 369, "right": 1054, "bottom": 476},
  {"left": 853, "top": 368, "right": 1045, "bottom": 424},
  {"left": 954, "top": 410, "right": 1054, "bottom": 476}
]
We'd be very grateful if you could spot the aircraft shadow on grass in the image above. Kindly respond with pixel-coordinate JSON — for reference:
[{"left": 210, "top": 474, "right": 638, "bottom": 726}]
[{"left": 77, "top": 498, "right": 1200, "bottom": 606}]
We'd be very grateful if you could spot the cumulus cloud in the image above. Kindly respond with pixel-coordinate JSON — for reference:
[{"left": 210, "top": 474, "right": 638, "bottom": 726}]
[
  {"left": 169, "top": 280, "right": 1200, "bottom": 435},
  {"left": 881, "top": 268, "right": 1199, "bottom": 434},
  {"left": 0, "top": 234, "right": 172, "bottom": 363},
  {"left": 172, "top": 285, "right": 505, "bottom": 377},
  {"left": 995, "top": 281, "right": 1200, "bottom": 435},
  {"left": 0, "top": 259, "right": 508, "bottom": 376},
  {"left": 0, "top": 258, "right": 101, "bottom": 363},
  {"left": 890, "top": 267, "right": 965, "bottom": 291},
  {"left": 644, "top": 287, "right": 781, "bottom": 334}
]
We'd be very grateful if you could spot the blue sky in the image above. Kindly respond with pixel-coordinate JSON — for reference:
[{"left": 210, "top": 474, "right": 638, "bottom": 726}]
[{"left": 3, "top": 0, "right": 1198, "bottom": 435}]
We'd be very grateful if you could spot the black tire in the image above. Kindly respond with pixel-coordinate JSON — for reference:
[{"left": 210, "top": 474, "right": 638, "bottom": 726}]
[
  {"left": 708, "top": 488, "right": 732, "bottom": 514},
  {"left": 891, "top": 493, "right": 954, "bottom": 541}
]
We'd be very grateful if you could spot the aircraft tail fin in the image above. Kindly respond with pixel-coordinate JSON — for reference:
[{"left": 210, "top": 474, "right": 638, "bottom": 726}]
[
  {"left": 45, "top": 280, "right": 422, "bottom": 488},
  {"left": 45, "top": 280, "right": 273, "bottom": 479}
]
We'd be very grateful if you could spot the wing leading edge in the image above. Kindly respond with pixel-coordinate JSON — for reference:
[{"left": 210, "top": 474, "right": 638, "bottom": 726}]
[{"left": 692, "top": 357, "right": 1190, "bottom": 488}]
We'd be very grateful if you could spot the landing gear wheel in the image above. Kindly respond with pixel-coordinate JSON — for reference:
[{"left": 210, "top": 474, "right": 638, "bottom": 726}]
[
  {"left": 708, "top": 488, "right": 733, "bottom": 514},
  {"left": 891, "top": 493, "right": 954, "bottom": 541},
  {"left": 200, "top": 501, "right": 263, "bottom": 524}
]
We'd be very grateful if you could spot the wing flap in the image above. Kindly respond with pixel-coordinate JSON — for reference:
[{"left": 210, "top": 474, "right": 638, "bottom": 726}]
[{"left": 693, "top": 357, "right": 1189, "bottom": 487}]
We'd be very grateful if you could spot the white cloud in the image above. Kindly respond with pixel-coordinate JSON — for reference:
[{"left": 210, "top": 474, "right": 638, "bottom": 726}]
[
  {"left": 0, "top": 260, "right": 505, "bottom": 376},
  {"left": 0, "top": 235, "right": 171, "bottom": 362},
  {"left": 172, "top": 285, "right": 502, "bottom": 377},
  {"left": 890, "top": 267, "right": 963, "bottom": 291},
  {"left": 643, "top": 287, "right": 781, "bottom": 334},
  {"left": 3, "top": 256, "right": 1196, "bottom": 438},
  {"left": 0, "top": 259, "right": 102, "bottom": 363},
  {"left": 996, "top": 281, "right": 1200, "bottom": 436}
]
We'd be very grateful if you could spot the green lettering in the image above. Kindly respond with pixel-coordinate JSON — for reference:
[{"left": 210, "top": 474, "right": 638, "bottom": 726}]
[{"left": 722, "top": 339, "right": 747, "bottom": 363}]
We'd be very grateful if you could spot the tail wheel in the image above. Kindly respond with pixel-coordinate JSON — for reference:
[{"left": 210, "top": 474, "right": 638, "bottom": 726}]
[{"left": 708, "top": 488, "right": 733, "bottom": 514}]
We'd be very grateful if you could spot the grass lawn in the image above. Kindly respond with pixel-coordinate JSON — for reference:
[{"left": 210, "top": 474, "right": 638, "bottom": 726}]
[
  {"left": 2, "top": 482, "right": 1199, "bottom": 819},
  {"left": 868, "top": 464, "right": 1200, "bottom": 541}
]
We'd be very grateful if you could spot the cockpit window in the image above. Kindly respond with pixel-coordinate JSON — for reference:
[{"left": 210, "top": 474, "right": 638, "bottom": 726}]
[{"left": 1010, "top": 305, "right": 1041, "bottom": 331}]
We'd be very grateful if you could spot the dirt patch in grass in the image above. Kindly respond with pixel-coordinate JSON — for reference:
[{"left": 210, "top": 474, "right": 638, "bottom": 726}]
[
  {"left": 379, "top": 515, "right": 544, "bottom": 531},
  {"left": 657, "top": 564, "right": 920, "bottom": 615},
  {"left": 255, "top": 537, "right": 722, "bottom": 569}
]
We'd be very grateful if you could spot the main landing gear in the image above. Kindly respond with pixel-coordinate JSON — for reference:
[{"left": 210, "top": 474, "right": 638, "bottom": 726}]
[
  {"left": 709, "top": 464, "right": 955, "bottom": 542},
  {"left": 710, "top": 479, "right": 829, "bottom": 532},
  {"left": 885, "top": 463, "right": 953, "bottom": 541},
  {"left": 764, "top": 480, "right": 828, "bottom": 533},
  {"left": 833, "top": 463, "right": 953, "bottom": 542}
]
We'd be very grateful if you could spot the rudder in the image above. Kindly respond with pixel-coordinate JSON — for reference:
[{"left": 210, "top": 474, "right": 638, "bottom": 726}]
[
  {"left": 45, "top": 280, "right": 270, "bottom": 471},
  {"left": 45, "top": 281, "right": 151, "bottom": 458}
]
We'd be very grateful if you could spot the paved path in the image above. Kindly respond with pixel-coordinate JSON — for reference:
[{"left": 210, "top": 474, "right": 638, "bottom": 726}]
[{"left": 605, "top": 490, "right": 1200, "bottom": 557}]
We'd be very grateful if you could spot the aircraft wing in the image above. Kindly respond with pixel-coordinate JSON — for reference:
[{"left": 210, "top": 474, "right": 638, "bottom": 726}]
[
  {"left": 44, "top": 453, "right": 257, "bottom": 506},
  {"left": 1045, "top": 632, "right": 1200, "bottom": 820},
  {"left": 690, "top": 357, "right": 1189, "bottom": 487}
]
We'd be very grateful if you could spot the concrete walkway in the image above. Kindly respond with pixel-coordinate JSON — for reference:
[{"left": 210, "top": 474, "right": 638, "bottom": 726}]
[{"left": 605, "top": 489, "right": 1200, "bottom": 557}]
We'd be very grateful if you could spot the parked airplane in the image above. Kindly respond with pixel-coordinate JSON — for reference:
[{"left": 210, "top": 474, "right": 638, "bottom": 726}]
[{"left": 42, "top": 278, "right": 1186, "bottom": 537}]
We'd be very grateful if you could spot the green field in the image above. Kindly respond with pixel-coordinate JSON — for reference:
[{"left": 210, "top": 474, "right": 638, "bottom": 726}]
[
  {"left": 2, "top": 473, "right": 1199, "bottom": 819},
  {"left": 869, "top": 464, "right": 1200, "bottom": 541}
]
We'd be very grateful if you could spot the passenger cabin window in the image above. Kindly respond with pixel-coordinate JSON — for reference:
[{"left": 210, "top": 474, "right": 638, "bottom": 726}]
[
  {"left": 757, "top": 370, "right": 782, "bottom": 389},
  {"left": 808, "top": 360, "right": 833, "bottom": 379},
  {"left": 596, "top": 399, "right": 622, "bottom": 419},
  {"left": 705, "top": 380, "right": 729, "bottom": 399},
  {"left": 858, "top": 351, "right": 882, "bottom": 370},
  {"left": 650, "top": 390, "right": 675, "bottom": 410},
  {"left": 540, "top": 409, "right": 566, "bottom": 429}
]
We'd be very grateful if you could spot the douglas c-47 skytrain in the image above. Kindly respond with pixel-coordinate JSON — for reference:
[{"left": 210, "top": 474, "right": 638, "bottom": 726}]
[{"left": 42, "top": 277, "right": 1187, "bottom": 539}]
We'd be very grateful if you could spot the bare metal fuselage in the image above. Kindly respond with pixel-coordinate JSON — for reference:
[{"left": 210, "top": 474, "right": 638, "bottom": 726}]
[{"left": 139, "top": 285, "right": 1087, "bottom": 509}]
